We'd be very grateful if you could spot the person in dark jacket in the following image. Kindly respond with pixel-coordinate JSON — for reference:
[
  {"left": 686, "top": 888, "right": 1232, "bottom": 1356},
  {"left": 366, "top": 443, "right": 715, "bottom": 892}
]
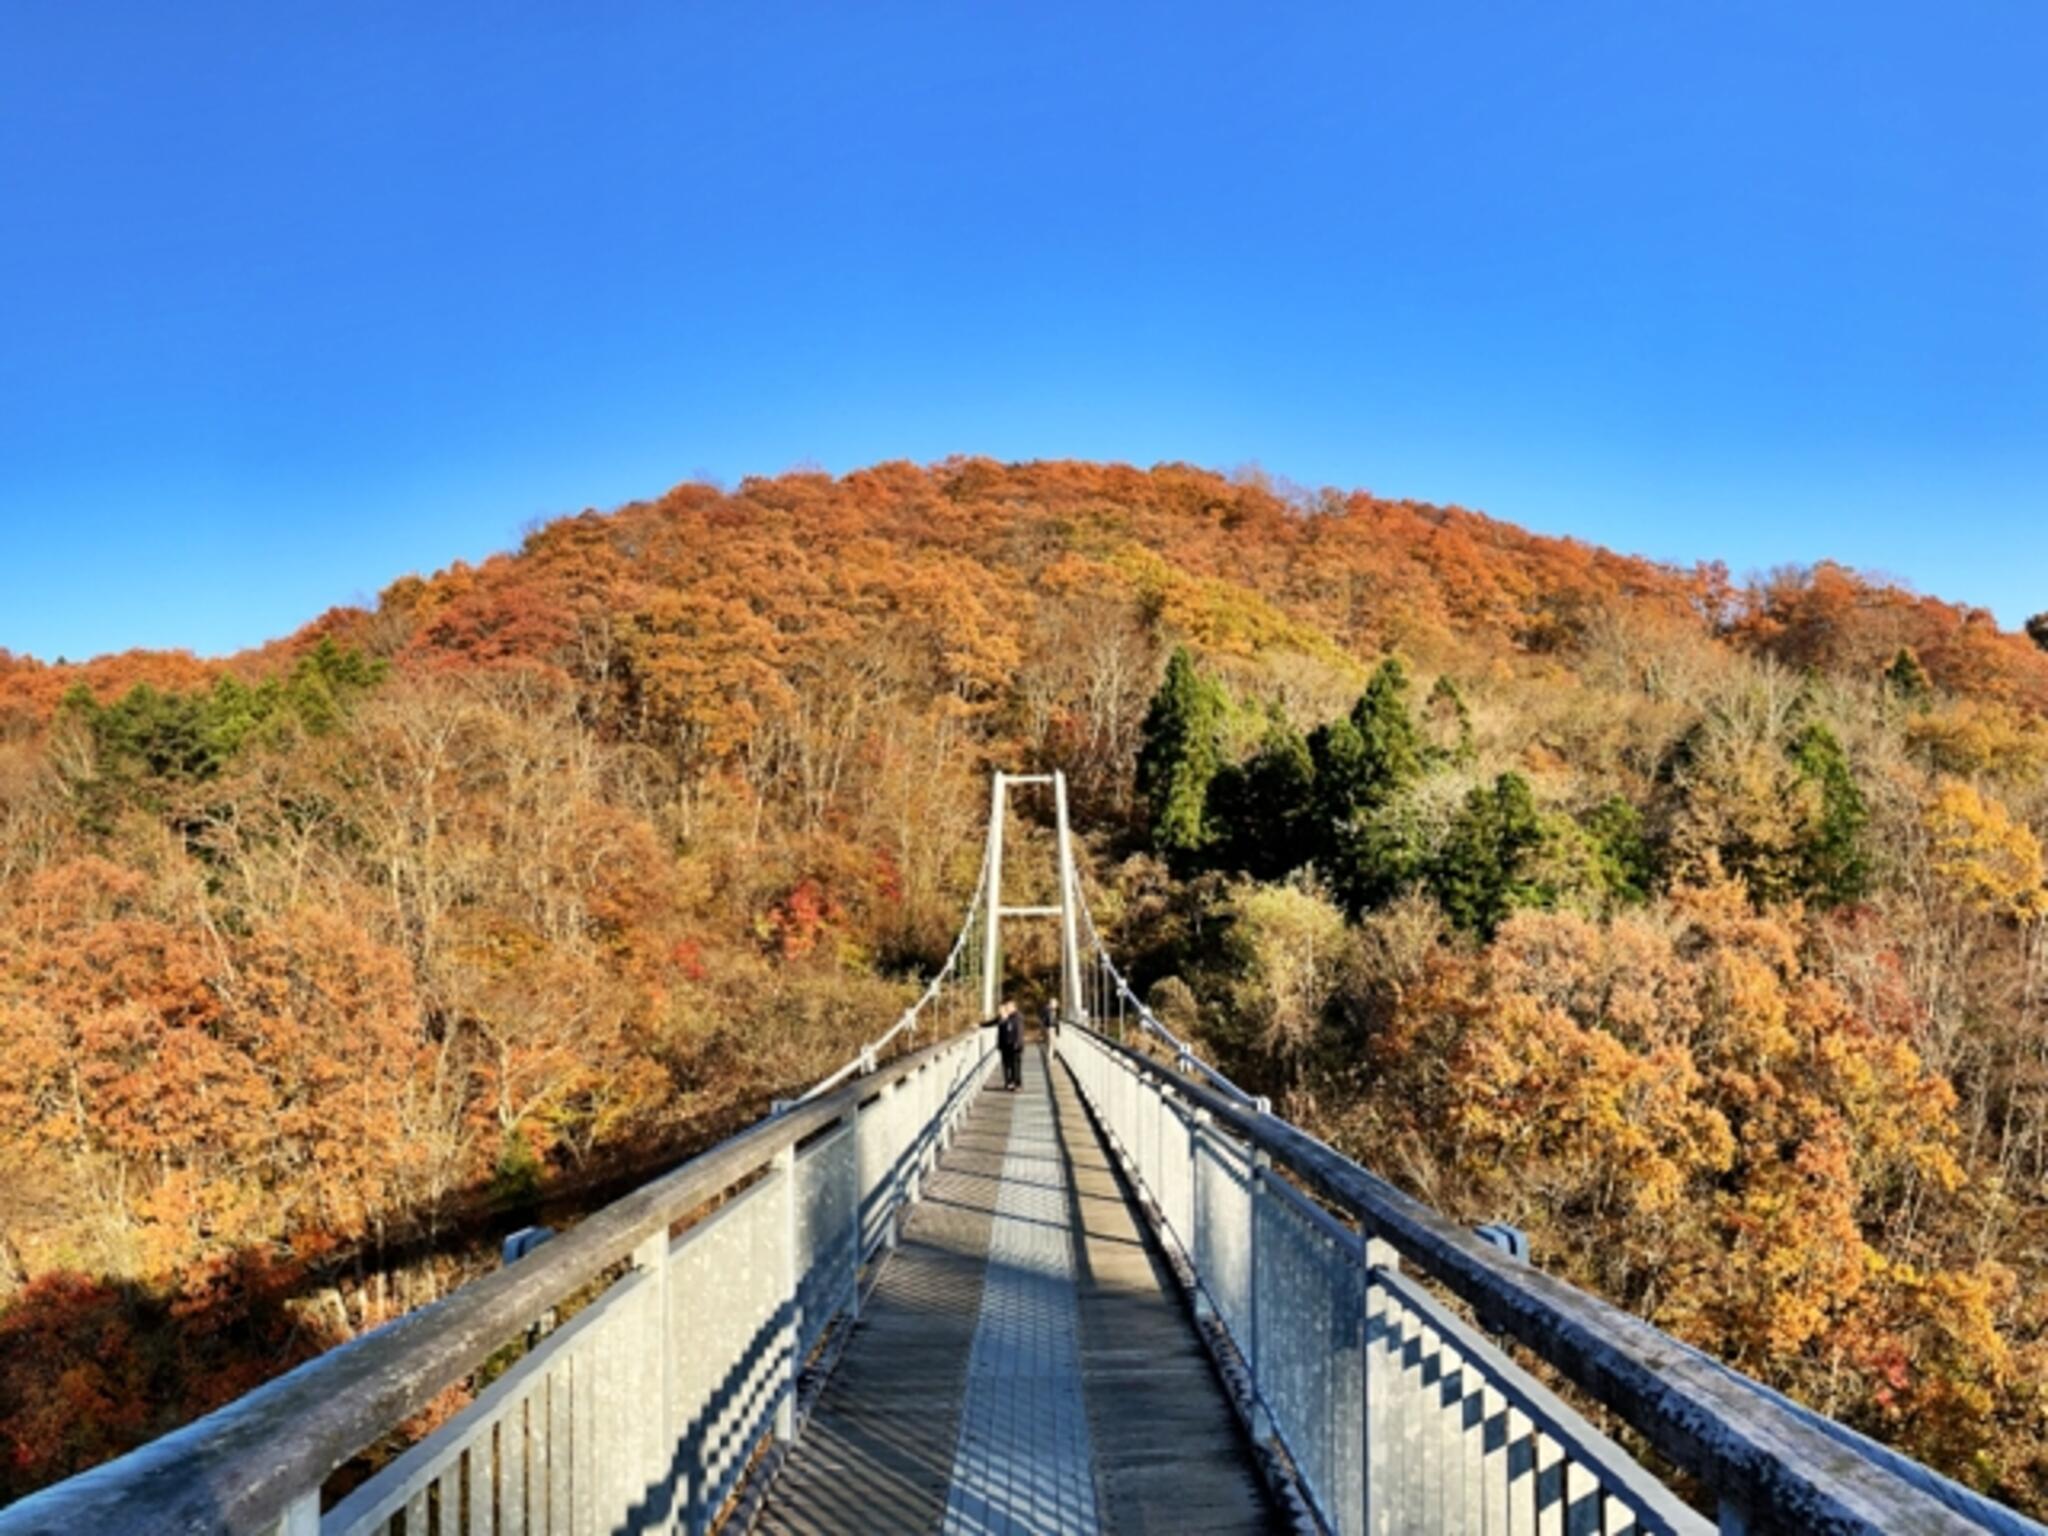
[
  {"left": 1040, "top": 996, "right": 1059, "bottom": 1042},
  {"left": 983, "top": 1000, "right": 1024, "bottom": 1090}
]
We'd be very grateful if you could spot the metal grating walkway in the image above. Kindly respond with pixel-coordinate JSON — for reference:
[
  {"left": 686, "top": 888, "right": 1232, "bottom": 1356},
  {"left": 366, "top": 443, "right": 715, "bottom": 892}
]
[
  {"left": 757, "top": 1048, "right": 1275, "bottom": 1536},
  {"left": 938, "top": 1053, "right": 1100, "bottom": 1534}
]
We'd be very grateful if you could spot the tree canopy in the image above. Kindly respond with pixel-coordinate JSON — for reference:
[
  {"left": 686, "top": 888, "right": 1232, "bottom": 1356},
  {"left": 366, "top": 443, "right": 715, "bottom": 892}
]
[{"left": 3, "top": 459, "right": 2048, "bottom": 1512}]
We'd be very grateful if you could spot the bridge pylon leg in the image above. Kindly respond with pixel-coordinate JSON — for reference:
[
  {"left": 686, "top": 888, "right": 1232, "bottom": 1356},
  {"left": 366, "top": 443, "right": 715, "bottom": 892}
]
[
  {"left": 981, "top": 771, "right": 1006, "bottom": 1019},
  {"left": 1054, "top": 769, "right": 1086, "bottom": 1025}
]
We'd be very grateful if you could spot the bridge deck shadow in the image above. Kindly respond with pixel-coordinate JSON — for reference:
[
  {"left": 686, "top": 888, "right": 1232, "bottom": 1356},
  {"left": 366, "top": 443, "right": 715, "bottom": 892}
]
[
  {"left": 752, "top": 1078, "right": 1010, "bottom": 1534},
  {"left": 755, "top": 1048, "right": 1277, "bottom": 1536}
]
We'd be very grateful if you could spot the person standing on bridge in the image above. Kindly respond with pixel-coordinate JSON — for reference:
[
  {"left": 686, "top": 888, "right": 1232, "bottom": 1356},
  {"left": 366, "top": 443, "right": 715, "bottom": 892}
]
[
  {"left": 984, "top": 999, "right": 1024, "bottom": 1090},
  {"left": 1040, "top": 995, "right": 1059, "bottom": 1042}
]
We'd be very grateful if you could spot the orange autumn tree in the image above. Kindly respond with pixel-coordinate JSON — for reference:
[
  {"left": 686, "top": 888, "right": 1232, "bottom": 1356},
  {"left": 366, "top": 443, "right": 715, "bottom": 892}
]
[
  {"left": 0, "top": 860, "right": 432, "bottom": 1484},
  {"left": 1351, "top": 884, "right": 2007, "bottom": 1470},
  {"left": 0, "top": 858, "right": 426, "bottom": 1282}
]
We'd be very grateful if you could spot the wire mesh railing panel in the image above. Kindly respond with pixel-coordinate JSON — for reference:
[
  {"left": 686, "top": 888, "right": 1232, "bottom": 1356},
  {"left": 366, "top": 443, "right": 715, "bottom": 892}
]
[
  {"left": 856, "top": 1079, "right": 903, "bottom": 1259},
  {"left": 1253, "top": 1173, "right": 1366, "bottom": 1535},
  {"left": 1157, "top": 1093, "right": 1196, "bottom": 1255},
  {"left": 325, "top": 1261, "right": 657, "bottom": 1536},
  {"left": 669, "top": 1171, "right": 792, "bottom": 1532},
  {"left": 1194, "top": 1120, "right": 1256, "bottom": 1351},
  {"left": 794, "top": 1123, "right": 858, "bottom": 1361},
  {"left": 1139, "top": 1077, "right": 1164, "bottom": 1236},
  {"left": 1057, "top": 1024, "right": 1715, "bottom": 1536},
  {"left": 1368, "top": 1267, "right": 1710, "bottom": 1536}
]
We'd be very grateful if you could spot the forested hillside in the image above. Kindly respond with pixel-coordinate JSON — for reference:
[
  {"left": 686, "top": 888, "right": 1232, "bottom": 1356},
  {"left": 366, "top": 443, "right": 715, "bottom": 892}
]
[{"left": 4, "top": 458, "right": 2047, "bottom": 1509}]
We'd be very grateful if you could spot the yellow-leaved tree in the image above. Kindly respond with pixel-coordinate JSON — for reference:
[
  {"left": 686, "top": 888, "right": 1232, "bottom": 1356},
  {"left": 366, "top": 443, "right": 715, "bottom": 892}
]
[{"left": 1925, "top": 779, "right": 2048, "bottom": 923}]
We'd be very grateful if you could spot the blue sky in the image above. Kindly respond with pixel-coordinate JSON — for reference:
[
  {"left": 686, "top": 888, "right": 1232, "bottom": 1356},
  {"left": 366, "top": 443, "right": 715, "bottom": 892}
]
[{"left": 2, "top": 1, "right": 2043, "bottom": 660}]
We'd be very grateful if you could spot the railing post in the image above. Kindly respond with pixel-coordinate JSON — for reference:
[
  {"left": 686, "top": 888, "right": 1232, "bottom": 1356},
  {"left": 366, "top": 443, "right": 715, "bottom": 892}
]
[
  {"left": 909, "top": 1066, "right": 928, "bottom": 1203},
  {"left": 1362, "top": 1233, "right": 1399, "bottom": 1536},
  {"left": 632, "top": 1226, "right": 676, "bottom": 1532},
  {"left": 1248, "top": 1147, "right": 1269, "bottom": 1417},
  {"left": 1363, "top": 1267, "right": 1385, "bottom": 1535},
  {"left": 774, "top": 1144, "right": 799, "bottom": 1444},
  {"left": 879, "top": 1083, "right": 902, "bottom": 1254},
  {"left": 1155, "top": 1082, "right": 1173, "bottom": 1225},
  {"left": 271, "top": 1491, "right": 319, "bottom": 1536},
  {"left": 845, "top": 1106, "right": 864, "bottom": 1323}
]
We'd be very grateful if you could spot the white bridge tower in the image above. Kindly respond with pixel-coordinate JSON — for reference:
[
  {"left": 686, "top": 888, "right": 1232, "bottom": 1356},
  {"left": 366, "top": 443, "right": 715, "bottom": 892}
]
[{"left": 978, "top": 769, "right": 1088, "bottom": 1024}]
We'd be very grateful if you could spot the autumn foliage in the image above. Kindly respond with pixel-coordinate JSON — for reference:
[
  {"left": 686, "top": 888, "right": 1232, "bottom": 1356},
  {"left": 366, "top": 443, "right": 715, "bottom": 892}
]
[{"left": 3, "top": 459, "right": 2047, "bottom": 1508}]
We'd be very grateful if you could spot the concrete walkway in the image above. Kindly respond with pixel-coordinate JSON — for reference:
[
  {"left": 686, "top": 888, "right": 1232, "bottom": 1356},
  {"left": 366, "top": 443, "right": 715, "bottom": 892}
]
[{"left": 756, "top": 1049, "right": 1276, "bottom": 1536}]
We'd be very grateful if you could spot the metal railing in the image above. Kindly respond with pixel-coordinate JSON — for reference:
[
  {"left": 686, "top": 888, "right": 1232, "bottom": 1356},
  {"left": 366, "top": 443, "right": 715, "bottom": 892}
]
[
  {"left": 0, "top": 1029, "right": 996, "bottom": 1536},
  {"left": 1053, "top": 1022, "right": 2038, "bottom": 1536}
]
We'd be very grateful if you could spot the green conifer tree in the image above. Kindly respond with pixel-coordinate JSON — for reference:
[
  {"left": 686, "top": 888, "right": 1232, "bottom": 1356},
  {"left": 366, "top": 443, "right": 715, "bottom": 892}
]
[
  {"left": 1136, "top": 647, "right": 1229, "bottom": 862},
  {"left": 1341, "top": 798, "right": 1432, "bottom": 912},
  {"left": 283, "top": 637, "right": 390, "bottom": 735},
  {"left": 1208, "top": 709, "right": 1316, "bottom": 879},
  {"left": 1307, "top": 715, "right": 1369, "bottom": 833},
  {"left": 56, "top": 644, "right": 390, "bottom": 835},
  {"left": 1431, "top": 772, "right": 1547, "bottom": 936},
  {"left": 1311, "top": 658, "right": 1425, "bottom": 825},
  {"left": 1352, "top": 656, "right": 1427, "bottom": 791},
  {"left": 1310, "top": 656, "right": 1432, "bottom": 911},
  {"left": 1787, "top": 722, "right": 1869, "bottom": 907},
  {"left": 1581, "top": 795, "right": 1656, "bottom": 905}
]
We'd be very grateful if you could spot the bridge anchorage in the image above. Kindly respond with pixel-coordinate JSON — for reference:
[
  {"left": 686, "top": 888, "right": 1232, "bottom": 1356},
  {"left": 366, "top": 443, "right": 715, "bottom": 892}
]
[{"left": 2, "top": 771, "right": 2039, "bottom": 1536}]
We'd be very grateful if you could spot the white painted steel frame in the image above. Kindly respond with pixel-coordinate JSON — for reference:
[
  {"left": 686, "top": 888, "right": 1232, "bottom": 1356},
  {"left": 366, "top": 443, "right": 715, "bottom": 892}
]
[{"left": 977, "top": 768, "right": 1088, "bottom": 1024}]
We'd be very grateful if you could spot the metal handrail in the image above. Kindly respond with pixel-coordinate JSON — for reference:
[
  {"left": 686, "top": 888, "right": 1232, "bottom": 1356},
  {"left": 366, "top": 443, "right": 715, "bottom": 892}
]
[
  {"left": 0, "top": 1030, "right": 983, "bottom": 1536},
  {"left": 1061, "top": 1021, "right": 2022, "bottom": 1536}
]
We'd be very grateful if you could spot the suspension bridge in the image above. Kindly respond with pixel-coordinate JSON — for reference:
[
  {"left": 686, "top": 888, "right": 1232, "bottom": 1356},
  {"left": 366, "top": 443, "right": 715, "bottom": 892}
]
[{"left": 1, "top": 772, "right": 2041, "bottom": 1536}]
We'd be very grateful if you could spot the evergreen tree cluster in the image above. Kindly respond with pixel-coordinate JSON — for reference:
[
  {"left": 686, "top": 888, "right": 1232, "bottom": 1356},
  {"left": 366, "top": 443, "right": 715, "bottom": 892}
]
[
  {"left": 1135, "top": 647, "right": 1871, "bottom": 936},
  {"left": 60, "top": 639, "right": 388, "bottom": 818}
]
